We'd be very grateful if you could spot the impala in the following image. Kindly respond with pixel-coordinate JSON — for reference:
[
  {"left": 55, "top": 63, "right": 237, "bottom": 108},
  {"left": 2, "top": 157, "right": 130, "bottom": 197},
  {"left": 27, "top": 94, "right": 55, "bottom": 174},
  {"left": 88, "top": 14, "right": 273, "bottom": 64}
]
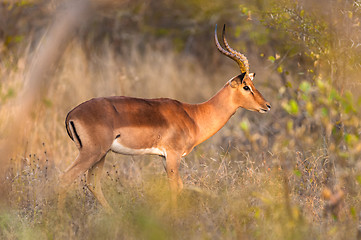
[{"left": 59, "top": 25, "right": 271, "bottom": 212}]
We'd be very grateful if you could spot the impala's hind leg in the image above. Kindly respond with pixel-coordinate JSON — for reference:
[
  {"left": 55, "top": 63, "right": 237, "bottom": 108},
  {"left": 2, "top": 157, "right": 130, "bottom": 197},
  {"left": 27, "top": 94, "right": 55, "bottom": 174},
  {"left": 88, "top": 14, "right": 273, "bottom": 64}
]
[
  {"left": 58, "top": 150, "right": 106, "bottom": 212},
  {"left": 87, "top": 156, "right": 113, "bottom": 213}
]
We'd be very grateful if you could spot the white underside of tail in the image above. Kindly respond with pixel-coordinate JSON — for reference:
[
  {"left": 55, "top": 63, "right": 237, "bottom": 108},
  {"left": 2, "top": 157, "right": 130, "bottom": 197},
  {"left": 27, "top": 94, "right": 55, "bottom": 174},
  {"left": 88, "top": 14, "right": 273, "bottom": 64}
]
[{"left": 110, "top": 140, "right": 166, "bottom": 157}]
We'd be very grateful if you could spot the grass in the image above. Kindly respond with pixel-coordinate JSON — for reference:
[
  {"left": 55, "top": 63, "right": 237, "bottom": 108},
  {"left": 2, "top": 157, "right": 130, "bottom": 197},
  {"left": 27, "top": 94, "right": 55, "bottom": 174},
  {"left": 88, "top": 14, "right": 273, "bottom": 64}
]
[
  {"left": 2, "top": 144, "right": 357, "bottom": 240},
  {"left": 0, "top": 38, "right": 360, "bottom": 239}
]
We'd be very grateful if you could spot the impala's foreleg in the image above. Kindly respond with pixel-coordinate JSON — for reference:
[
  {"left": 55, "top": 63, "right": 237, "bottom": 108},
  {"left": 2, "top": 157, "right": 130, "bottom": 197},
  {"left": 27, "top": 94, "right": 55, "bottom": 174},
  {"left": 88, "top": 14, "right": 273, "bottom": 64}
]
[{"left": 164, "top": 151, "right": 183, "bottom": 205}]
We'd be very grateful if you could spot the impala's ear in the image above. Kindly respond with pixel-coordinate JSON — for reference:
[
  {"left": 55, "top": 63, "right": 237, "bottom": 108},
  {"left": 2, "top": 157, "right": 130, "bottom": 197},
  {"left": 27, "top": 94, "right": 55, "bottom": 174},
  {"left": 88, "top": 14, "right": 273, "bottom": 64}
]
[
  {"left": 249, "top": 73, "right": 255, "bottom": 81},
  {"left": 229, "top": 72, "right": 247, "bottom": 88},
  {"left": 239, "top": 72, "right": 247, "bottom": 84},
  {"left": 240, "top": 72, "right": 247, "bottom": 80}
]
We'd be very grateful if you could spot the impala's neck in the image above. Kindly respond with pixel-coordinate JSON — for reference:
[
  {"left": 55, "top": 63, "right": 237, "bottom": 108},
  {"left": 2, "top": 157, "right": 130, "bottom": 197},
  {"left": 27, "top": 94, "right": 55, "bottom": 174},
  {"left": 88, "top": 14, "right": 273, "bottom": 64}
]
[{"left": 189, "top": 83, "right": 238, "bottom": 146}]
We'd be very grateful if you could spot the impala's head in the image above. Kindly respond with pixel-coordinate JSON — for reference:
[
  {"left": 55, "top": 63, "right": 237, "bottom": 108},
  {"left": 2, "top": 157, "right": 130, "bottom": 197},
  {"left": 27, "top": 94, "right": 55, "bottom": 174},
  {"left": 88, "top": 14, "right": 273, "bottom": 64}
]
[{"left": 215, "top": 25, "right": 271, "bottom": 113}]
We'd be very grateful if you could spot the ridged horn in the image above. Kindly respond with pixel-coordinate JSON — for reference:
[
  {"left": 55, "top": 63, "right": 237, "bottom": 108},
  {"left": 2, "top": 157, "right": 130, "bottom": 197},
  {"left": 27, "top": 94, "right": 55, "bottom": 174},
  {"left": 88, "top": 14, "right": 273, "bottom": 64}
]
[
  {"left": 214, "top": 24, "right": 249, "bottom": 74},
  {"left": 222, "top": 24, "right": 249, "bottom": 73}
]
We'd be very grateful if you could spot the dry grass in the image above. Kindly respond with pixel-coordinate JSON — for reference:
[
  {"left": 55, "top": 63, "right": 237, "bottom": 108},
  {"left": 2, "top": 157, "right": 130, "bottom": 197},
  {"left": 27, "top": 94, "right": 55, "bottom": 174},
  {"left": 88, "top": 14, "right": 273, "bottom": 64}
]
[
  {"left": 1, "top": 0, "right": 361, "bottom": 238},
  {"left": 0, "top": 37, "right": 360, "bottom": 240}
]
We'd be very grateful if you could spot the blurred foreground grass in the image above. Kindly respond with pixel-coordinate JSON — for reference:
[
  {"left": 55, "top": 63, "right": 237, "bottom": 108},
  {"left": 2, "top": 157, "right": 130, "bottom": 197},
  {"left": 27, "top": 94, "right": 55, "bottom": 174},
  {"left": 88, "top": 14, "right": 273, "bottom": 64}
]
[
  {"left": 1, "top": 0, "right": 361, "bottom": 239},
  {"left": 2, "top": 142, "right": 359, "bottom": 239}
]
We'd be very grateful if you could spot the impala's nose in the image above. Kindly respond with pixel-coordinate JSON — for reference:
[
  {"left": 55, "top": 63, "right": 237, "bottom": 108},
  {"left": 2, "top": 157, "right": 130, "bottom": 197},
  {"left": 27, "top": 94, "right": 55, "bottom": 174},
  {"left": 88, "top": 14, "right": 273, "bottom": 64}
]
[
  {"left": 266, "top": 103, "right": 271, "bottom": 110},
  {"left": 265, "top": 103, "right": 271, "bottom": 111}
]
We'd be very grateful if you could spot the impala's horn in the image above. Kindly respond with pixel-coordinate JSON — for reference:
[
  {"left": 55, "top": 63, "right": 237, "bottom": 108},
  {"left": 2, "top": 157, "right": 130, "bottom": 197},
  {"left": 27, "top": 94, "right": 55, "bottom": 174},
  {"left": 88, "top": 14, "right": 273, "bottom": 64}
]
[{"left": 214, "top": 24, "right": 250, "bottom": 74}]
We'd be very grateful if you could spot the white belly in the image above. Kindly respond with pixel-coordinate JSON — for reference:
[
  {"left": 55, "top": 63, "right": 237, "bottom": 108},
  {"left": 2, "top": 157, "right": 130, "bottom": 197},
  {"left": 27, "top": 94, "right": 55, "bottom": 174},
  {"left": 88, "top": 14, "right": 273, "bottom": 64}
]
[{"left": 110, "top": 139, "right": 166, "bottom": 157}]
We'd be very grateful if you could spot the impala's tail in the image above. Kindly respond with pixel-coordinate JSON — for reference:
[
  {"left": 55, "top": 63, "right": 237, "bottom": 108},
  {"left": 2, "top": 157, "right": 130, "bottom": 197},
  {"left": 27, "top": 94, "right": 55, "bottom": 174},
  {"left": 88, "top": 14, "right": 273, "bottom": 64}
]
[{"left": 65, "top": 114, "right": 82, "bottom": 148}]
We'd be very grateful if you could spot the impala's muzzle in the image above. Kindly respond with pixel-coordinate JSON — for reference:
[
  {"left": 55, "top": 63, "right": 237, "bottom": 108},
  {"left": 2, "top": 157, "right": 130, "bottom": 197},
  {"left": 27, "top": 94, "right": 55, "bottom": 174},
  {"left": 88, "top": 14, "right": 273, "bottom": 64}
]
[{"left": 259, "top": 103, "right": 271, "bottom": 113}]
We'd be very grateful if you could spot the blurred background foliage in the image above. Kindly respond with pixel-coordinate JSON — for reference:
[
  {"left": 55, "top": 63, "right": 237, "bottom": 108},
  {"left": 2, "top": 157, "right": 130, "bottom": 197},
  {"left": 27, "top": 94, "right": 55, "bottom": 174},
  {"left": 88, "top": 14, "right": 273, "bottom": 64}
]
[{"left": 1, "top": 0, "right": 361, "bottom": 239}]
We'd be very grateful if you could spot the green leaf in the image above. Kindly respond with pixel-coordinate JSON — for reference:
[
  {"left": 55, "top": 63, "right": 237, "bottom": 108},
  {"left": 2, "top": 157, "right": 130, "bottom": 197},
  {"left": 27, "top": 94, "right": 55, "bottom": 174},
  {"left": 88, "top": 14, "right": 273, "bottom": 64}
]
[
  {"left": 338, "top": 151, "right": 349, "bottom": 158},
  {"left": 17, "top": 0, "right": 32, "bottom": 7},
  {"left": 240, "top": 120, "right": 249, "bottom": 132},
  {"left": 321, "top": 107, "right": 328, "bottom": 117},
  {"left": 13, "top": 35, "right": 24, "bottom": 43},
  {"left": 241, "top": 7, "right": 248, "bottom": 14},
  {"left": 268, "top": 56, "right": 275, "bottom": 63},
  {"left": 356, "top": 175, "right": 361, "bottom": 185},
  {"left": 300, "top": 10, "right": 305, "bottom": 17},
  {"left": 306, "top": 101, "right": 314, "bottom": 115},
  {"left": 288, "top": 99, "right": 299, "bottom": 115},
  {"left": 293, "top": 169, "right": 301, "bottom": 177},
  {"left": 329, "top": 89, "right": 339, "bottom": 100},
  {"left": 299, "top": 81, "right": 311, "bottom": 93},
  {"left": 282, "top": 99, "right": 299, "bottom": 115},
  {"left": 316, "top": 79, "right": 326, "bottom": 91},
  {"left": 350, "top": 207, "right": 357, "bottom": 219},
  {"left": 254, "top": 207, "right": 261, "bottom": 219},
  {"left": 287, "top": 120, "right": 293, "bottom": 132},
  {"left": 344, "top": 133, "right": 358, "bottom": 145}
]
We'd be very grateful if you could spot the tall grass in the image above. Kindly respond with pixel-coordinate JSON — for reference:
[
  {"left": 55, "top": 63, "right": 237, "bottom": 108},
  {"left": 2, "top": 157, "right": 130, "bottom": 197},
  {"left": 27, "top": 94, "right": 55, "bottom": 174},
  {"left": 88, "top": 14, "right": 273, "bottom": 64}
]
[
  {"left": 1, "top": 0, "right": 361, "bottom": 238},
  {"left": 0, "top": 38, "right": 359, "bottom": 239}
]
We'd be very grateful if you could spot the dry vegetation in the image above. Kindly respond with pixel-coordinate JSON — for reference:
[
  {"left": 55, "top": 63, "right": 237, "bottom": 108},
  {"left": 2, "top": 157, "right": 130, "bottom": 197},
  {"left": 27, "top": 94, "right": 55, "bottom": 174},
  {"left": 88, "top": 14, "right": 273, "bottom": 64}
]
[{"left": 1, "top": 0, "right": 361, "bottom": 239}]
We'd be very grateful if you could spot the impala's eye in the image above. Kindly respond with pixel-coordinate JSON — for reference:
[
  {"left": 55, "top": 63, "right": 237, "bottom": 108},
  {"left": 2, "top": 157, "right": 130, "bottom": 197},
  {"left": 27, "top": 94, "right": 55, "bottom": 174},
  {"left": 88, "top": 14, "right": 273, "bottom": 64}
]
[{"left": 243, "top": 86, "right": 250, "bottom": 91}]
